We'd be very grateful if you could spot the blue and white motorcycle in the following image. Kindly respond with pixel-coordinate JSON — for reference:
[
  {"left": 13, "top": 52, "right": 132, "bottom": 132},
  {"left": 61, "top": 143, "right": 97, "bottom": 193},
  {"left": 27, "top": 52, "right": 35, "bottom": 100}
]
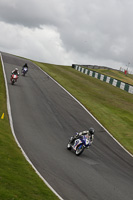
[
  {"left": 22, "top": 67, "right": 28, "bottom": 76},
  {"left": 67, "top": 134, "right": 91, "bottom": 156}
]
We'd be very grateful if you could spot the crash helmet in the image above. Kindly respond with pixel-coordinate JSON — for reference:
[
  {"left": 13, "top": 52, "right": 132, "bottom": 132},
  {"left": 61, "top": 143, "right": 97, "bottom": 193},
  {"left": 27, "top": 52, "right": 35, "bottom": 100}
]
[
  {"left": 15, "top": 68, "right": 18, "bottom": 71},
  {"left": 89, "top": 127, "right": 95, "bottom": 135}
]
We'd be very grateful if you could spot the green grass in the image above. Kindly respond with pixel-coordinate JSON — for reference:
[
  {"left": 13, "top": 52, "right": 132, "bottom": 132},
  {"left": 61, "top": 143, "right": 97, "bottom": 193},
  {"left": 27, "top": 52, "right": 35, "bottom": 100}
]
[
  {"left": 33, "top": 61, "right": 133, "bottom": 155},
  {"left": 0, "top": 60, "right": 59, "bottom": 200}
]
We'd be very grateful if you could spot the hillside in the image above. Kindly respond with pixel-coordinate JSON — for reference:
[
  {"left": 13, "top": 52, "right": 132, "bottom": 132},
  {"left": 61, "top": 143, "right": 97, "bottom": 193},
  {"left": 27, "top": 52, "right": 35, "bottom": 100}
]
[{"left": 33, "top": 61, "right": 133, "bottom": 155}]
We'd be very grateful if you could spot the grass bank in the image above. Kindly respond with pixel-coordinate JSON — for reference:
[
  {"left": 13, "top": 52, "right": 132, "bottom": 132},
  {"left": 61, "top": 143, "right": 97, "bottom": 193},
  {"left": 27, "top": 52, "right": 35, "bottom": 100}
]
[
  {"left": 33, "top": 61, "right": 133, "bottom": 155},
  {"left": 0, "top": 60, "right": 59, "bottom": 200}
]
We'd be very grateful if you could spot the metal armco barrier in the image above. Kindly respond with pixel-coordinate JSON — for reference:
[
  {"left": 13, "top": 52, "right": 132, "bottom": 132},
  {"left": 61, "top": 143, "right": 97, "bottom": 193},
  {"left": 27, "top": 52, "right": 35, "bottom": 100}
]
[{"left": 72, "top": 64, "right": 133, "bottom": 94}]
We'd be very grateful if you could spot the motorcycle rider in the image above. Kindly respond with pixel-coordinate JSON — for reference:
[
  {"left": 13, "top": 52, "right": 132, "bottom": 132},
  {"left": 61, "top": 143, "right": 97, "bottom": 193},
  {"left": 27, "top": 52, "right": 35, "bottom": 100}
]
[
  {"left": 68, "top": 127, "right": 95, "bottom": 147},
  {"left": 22, "top": 63, "right": 28, "bottom": 73},
  {"left": 11, "top": 68, "right": 20, "bottom": 76},
  {"left": 11, "top": 68, "right": 19, "bottom": 81}
]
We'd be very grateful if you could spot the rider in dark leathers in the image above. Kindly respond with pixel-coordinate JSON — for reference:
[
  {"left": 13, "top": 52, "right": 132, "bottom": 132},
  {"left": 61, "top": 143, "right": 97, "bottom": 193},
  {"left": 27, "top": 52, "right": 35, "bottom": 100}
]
[{"left": 22, "top": 63, "right": 28, "bottom": 73}]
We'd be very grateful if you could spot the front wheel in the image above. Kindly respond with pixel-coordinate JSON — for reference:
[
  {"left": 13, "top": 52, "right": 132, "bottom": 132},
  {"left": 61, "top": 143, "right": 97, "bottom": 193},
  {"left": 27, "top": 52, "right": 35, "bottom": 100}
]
[
  {"left": 11, "top": 80, "right": 15, "bottom": 85},
  {"left": 67, "top": 143, "right": 72, "bottom": 150},
  {"left": 75, "top": 145, "right": 84, "bottom": 156}
]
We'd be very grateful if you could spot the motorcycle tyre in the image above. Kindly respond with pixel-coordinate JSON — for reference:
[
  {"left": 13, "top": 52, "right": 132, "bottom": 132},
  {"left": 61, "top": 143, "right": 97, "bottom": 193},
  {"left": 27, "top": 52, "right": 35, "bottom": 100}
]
[
  {"left": 75, "top": 145, "right": 84, "bottom": 156},
  {"left": 67, "top": 143, "right": 72, "bottom": 150},
  {"left": 11, "top": 80, "right": 15, "bottom": 85},
  {"left": 22, "top": 72, "right": 25, "bottom": 76}
]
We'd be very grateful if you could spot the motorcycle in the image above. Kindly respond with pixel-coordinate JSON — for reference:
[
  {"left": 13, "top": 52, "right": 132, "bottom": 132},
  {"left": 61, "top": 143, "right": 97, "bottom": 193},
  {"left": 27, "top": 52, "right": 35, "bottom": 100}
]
[
  {"left": 10, "top": 74, "right": 18, "bottom": 85},
  {"left": 67, "top": 134, "right": 91, "bottom": 156},
  {"left": 22, "top": 67, "right": 28, "bottom": 76}
]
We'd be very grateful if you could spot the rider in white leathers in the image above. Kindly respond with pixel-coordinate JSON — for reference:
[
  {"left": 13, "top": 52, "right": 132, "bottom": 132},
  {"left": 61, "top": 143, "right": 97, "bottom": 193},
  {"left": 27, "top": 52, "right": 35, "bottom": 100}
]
[
  {"left": 11, "top": 68, "right": 20, "bottom": 76},
  {"left": 68, "top": 127, "right": 95, "bottom": 147},
  {"left": 10, "top": 68, "right": 19, "bottom": 82}
]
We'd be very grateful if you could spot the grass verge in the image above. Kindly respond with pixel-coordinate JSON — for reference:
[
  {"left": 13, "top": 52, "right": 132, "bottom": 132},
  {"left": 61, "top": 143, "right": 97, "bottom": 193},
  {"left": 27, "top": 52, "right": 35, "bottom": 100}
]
[
  {"left": 33, "top": 61, "right": 133, "bottom": 155},
  {"left": 0, "top": 60, "right": 59, "bottom": 200}
]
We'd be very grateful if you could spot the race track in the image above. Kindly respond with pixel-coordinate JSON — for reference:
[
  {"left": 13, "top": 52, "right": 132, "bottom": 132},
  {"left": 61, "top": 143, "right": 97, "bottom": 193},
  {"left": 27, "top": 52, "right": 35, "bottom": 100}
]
[{"left": 1, "top": 52, "right": 133, "bottom": 200}]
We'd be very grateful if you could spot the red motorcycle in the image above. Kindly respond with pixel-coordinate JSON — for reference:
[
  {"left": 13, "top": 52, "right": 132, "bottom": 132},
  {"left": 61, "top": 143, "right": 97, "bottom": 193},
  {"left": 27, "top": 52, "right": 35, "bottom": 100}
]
[{"left": 10, "top": 74, "right": 18, "bottom": 85}]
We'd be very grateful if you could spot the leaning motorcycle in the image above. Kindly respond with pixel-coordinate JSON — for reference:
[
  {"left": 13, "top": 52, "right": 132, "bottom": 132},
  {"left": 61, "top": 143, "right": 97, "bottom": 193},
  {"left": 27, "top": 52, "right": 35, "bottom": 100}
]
[
  {"left": 67, "top": 134, "right": 91, "bottom": 156},
  {"left": 10, "top": 74, "right": 18, "bottom": 85},
  {"left": 22, "top": 67, "right": 28, "bottom": 76}
]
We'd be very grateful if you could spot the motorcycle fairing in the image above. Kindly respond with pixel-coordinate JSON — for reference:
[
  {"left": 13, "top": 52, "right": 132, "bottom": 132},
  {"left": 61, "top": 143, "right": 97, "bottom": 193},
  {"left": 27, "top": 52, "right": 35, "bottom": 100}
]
[{"left": 73, "top": 139, "right": 83, "bottom": 150}]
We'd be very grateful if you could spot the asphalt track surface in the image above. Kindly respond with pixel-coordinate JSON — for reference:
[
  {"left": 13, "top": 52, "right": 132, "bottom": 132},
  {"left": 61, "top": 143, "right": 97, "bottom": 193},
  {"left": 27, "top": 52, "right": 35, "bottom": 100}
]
[{"left": 1, "top": 52, "right": 133, "bottom": 200}]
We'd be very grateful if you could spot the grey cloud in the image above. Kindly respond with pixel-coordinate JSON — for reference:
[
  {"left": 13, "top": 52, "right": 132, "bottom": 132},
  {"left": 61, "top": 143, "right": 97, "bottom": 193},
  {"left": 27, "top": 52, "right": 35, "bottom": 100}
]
[
  {"left": 0, "top": 0, "right": 133, "bottom": 71},
  {"left": 0, "top": 0, "right": 67, "bottom": 27}
]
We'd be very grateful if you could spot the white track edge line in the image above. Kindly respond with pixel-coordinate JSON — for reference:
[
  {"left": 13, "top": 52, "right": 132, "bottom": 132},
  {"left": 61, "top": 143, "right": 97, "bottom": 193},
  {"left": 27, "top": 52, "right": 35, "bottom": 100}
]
[
  {"left": 0, "top": 53, "right": 64, "bottom": 200},
  {"left": 34, "top": 62, "right": 133, "bottom": 158}
]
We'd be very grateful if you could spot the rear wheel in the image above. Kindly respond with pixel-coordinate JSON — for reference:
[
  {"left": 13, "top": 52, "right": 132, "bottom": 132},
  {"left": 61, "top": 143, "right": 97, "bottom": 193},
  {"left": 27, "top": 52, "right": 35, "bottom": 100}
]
[{"left": 75, "top": 145, "right": 84, "bottom": 156}]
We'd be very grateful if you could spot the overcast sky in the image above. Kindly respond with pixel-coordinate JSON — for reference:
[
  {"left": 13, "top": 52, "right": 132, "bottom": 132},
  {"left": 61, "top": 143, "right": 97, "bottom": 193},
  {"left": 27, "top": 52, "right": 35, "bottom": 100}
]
[{"left": 0, "top": 0, "right": 133, "bottom": 72}]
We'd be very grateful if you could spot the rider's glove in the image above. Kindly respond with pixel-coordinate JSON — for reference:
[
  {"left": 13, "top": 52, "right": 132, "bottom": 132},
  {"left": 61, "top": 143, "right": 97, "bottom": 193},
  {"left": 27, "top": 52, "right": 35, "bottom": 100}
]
[{"left": 75, "top": 133, "right": 79, "bottom": 139}]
